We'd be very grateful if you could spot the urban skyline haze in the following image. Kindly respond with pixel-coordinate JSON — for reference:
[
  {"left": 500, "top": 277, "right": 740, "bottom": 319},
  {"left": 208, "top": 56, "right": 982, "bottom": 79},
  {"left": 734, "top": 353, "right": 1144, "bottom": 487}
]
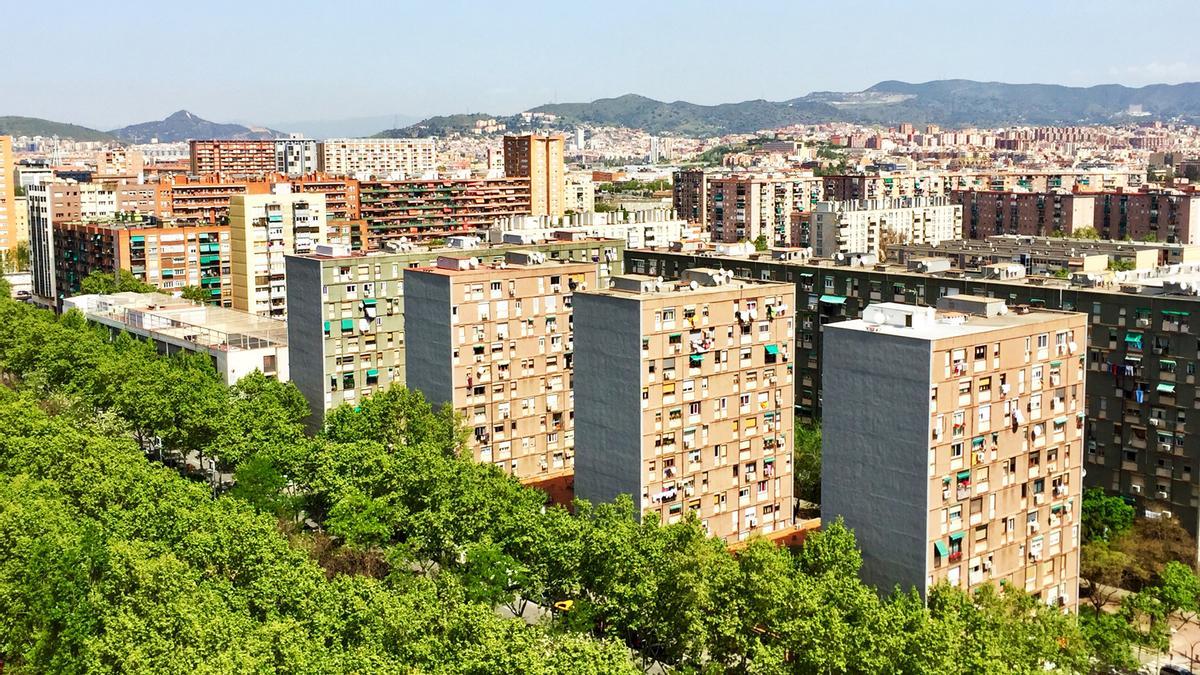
[{"left": 4, "top": 0, "right": 1200, "bottom": 130}]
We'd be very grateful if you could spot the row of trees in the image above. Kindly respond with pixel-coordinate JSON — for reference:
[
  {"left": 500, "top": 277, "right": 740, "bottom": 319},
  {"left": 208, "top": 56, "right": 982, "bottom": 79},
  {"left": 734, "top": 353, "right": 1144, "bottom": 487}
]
[{"left": 0, "top": 285, "right": 1172, "bottom": 672}]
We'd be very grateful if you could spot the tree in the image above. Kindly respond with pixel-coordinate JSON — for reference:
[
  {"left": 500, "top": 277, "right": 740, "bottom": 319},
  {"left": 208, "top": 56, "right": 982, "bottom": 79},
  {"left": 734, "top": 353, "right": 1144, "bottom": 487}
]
[
  {"left": 752, "top": 233, "right": 769, "bottom": 251},
  {"left": 179, "top": 285, "right": 210, "bottom": 304},
  {"left": 1082, "top": 487, "right": 1134, "bottom": 542},
  {"left": 78, "top": 269, "right": 157, "bottom": 295},
  {"left": 1069, "top": 226, "right": 1101, "bottom": 240},
  {"left": 1116, "top": 514, "right": 1197, "bottom": 588},
  {"left": 794, "top": 421, "right": 821, "bottom": 506},
  {"left": 1149, "top": 560, "right": 1200, "bottom": 628},
  {"left": 1080, "top": 539, "right": 1137, "bottom": 611}
]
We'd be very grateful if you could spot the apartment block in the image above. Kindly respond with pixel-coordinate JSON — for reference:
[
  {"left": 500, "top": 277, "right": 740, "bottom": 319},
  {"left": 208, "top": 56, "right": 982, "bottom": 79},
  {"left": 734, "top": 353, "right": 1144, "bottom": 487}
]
[
  {"left": 625, "top": 248, "right": 1200, "bottom": 547},
  {"left": 319, "top": 138, "right": 436, "bottom": 180},
  {"left": 1093, "top": 190, "right": 1200, "bottom": 244},
  {"left": 229, "top": 191, "right": 327, "bottom": 317},
  {"left": 823, "top": 296, "right": 1084, "bottom": 606},
  {"left": 808, "top": 197, "right": 962, "bottom": 259},
  {"left": 0, "top": 136, "right": 14, "bottom": 251},
  {"left": 28, "top": 180, "right": 82, "bottom": 301},
  {"left": 952, "top": 190, "right": 1095, "bottom": 239},
  {"left": 189, "top": 140, "right": 278, "bottom": 177},
  {"left": 287, "top": 236, "right": 625, "bottom": 431},
  {"left": 504, "top": 134, "right": 565, "bottom": 217},
  {"left": 165, "top": 177, "right": 270, "bottom": 223},
  {"left": 405, "top": 252, "right": 599, "bottom": 492},
  {"left": 359, "top": 177, "right": 532, "bottom": 245},
  {"left": 573, "top": 269, "right": 796, "bottom": 543},
  {"left": 275, "top": 138, "right": 321, "bottom": 176},
  {"left": 564, "top": 171, "right": 596, "bottom": 214},
  {"left": 704, "top": 174, "right": 824, "bottom": 245},
  {"left": 51, "top": 221, "right": 231, "bottom": 302}
]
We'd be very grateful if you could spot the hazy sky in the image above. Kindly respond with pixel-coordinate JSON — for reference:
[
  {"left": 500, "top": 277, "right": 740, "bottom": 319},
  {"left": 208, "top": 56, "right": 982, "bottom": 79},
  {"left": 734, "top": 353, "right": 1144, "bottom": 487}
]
[{"left": 4, "top": 0, "right": 1200, "bottom": 129}]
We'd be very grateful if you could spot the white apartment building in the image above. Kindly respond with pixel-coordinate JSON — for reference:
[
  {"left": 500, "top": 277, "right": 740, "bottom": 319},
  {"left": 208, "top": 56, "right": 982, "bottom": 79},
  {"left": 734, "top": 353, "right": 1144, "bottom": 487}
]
[
  {"left": 809, "top": 196, "right": 963, "bottom": 259},
  {"left": 275, "top": 138, "right": 321, "bottom": 176},
  {"left": 319, "top": 138, "right": 437, "bottom": 180},
  {"left": 490, "top": 209, "right": 696, "bottom": 250}
]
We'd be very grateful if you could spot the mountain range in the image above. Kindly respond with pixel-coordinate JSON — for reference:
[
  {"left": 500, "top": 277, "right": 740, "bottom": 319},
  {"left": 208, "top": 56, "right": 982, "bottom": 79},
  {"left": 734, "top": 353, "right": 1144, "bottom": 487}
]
[
  {"left": 0, "top": 117, "right": 117, "bottom": 142},
  {"left": 383, "top": 79, "right": 1200, "bottom": 137},
  {"left": 109, "top": 110, "right": 285, "bottom": 143}
]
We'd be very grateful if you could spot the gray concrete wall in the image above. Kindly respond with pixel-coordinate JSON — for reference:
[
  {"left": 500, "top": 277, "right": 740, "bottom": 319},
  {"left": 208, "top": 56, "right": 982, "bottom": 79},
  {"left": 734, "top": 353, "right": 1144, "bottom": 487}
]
[
  {"left": 572, "top": 292, "right": 644, "bottom": 509},
  {"left": 401, "top": 271, "right": 453, "bottom": 408},
  {"left": 821, "top": 325, "right": 932, "bottom": 596},
  {"left": 284, "top": 255, "right": 326, "bottom": 432}
]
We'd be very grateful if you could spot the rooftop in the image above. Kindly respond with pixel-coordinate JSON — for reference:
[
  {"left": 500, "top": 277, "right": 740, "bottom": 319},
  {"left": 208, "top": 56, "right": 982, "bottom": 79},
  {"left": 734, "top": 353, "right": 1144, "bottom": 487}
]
[
  {"left": 66, "top": 292, "right": 287, "bottom": 351},
  {"left": 594, "top": 268, "right": 791, "bottom": 299},
  {"left": 827, "top": 295, "right": 1079, "bottom": 341}
]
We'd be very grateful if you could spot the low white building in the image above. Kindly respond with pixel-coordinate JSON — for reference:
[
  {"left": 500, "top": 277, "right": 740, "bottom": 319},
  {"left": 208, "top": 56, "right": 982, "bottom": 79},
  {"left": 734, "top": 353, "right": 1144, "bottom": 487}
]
[{"left": 64, "top": 292, "right": 289, "bottom": 385}]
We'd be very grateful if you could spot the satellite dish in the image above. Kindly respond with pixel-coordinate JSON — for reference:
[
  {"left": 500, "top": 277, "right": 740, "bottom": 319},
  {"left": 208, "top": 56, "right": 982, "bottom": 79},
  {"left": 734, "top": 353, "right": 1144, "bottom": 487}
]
[{"left": 689, "top": 280, "right": 699, "bottom": 291}]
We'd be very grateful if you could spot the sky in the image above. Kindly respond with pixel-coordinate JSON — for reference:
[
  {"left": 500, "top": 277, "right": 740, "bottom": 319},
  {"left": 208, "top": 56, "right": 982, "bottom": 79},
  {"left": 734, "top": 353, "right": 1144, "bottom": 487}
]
[{"left": 4, "top": 0, "right": 1200, "bottom": 130}]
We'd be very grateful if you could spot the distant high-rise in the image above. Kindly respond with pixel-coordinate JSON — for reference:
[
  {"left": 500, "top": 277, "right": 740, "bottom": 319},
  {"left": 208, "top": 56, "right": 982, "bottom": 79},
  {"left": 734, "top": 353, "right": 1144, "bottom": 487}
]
[
  {"left": 275, "top": 138, "right": 321, "bottom": 176},
  {"left": 504, "top": 134, "right": 565, "bottom": 217},
  {"left": 649, "top": 136, "right": 661, "bottom": 164},
  {"left": 319, "top": 138, "right": 436, "bottom": 180},
  {"left": 189, "top": 139, "right": 277, "bottom": 178}
]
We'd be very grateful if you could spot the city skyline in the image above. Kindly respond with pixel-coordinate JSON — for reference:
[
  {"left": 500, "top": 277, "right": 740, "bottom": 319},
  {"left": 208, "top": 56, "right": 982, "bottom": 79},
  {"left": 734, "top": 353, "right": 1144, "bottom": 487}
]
[{"left": 3, "top": 0, "right": 1200, "bottom": 130}]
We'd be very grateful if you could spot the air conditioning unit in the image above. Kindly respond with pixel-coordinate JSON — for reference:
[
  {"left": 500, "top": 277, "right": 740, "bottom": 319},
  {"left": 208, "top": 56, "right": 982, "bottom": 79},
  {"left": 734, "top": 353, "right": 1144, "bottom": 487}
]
[
  {"left": 1161, "top": 443, "right": 1174, "bottom": 453},
  {"left": 1150, "top": 418, "right": 1161, "bottom": 426},
  {"left": 1131, "top": 484, "right": 1143, "bottom": 494},
  {"left": 1157, "top": 491, "right": 1170, "bottom": 500}
]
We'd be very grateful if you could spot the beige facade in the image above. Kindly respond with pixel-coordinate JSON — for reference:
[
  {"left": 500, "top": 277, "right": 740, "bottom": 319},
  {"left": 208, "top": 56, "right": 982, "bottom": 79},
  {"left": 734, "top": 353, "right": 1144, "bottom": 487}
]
[
  {"left": 0, "top": 136, "right": 14, "bottom": 251},
  {"left": 822, "top": 296, "right": 1084, "bottom": 606},
  {"left": 810, "top": 196, "right": 962, "bottom": 259},
  {"left": 229, "top": 191, "right": 327, "bottom": 318},
  {"left": 564, "top": 171, "right": 596, "bottom": 214},
  {"left": 574, "top": 269, "right": 796, "bottom": 543},
  {"left": 319, "top": 138, "right": 436, "bottom": 180},
  {"left": 404, "top": 253, "right": 598, "bottom": 491},
  {"left": 504, "top": 134, "right": 565, "bottom": 217}
]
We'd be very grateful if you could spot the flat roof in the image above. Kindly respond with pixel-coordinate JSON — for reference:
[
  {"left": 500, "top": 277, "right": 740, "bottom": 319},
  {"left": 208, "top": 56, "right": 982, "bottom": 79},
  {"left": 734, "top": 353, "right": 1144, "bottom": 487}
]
[
  {"left": 827, "top": 301, "right": 1079, "bottom": 341},
  {"left": 68, "top": 292, "right": 287, "bottom": 350}
]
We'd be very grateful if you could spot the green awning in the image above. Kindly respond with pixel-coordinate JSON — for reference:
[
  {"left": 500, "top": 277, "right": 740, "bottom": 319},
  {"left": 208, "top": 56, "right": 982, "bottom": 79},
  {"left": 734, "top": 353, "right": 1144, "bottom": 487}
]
[
  {"left": 1160, "top": 359, "right": 1177, "bottom": 366},
  {"left": 363, "top": 298, "right": 377, "bottom": 306},
  {"left": 1054, "top": 416, "right": 1068, "bottom": 425},
  {"left": 1125, "top": 332, "right": 1143, "bottom": 344},
  {"left": 765, "top": 344, "right": 780, "bottom": 355},
  {"left": 1163, "top": 310, "right": 1190, "bottom": 317},
  {"left": 819, "top": 295, "right": 847, "bottom": 305},
  {"left": 934, "top": 541, "right": 949, "bottom": 556},
  {"left": 366, "top": 369, "right": 379, "bottom": 377},
  {"left": 1050, "top": 361, "right": 1062, "bottom": 367},
  {"left": 324, "top": 321, "right": 330, "bottom": 332},
  {"left": 669, "top": 333, "right": 682, "bottom": 339},
  {"left": 689, "top": 354, "right": 704, "bottom": 364},
  {"left": 341, "top": 319, "right": 354, "bottom": 330},
  {"left": 956, "top": 470, "right": 971, "bottom": 480},
  {"left": 1051, "top": 504, "right": 1064, "bottom": 513},
  {"left": 972, "top": 437, "right": 985, "bottom": 447},
  {"left": 1157, "top": 383, "right": 1176, "bottom": 394},
  {"left": 949, "top": 532, "right": 965, "bottom": 542}
]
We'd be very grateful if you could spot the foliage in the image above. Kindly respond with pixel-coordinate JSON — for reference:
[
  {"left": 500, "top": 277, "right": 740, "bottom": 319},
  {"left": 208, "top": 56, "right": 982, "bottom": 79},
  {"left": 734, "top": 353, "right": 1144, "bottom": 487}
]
[
  {"left": 179, "top": 285, "right": 211, "bottom": 303},
  {"left": 1069, "top": 226, "right": 1101, "bottom": 240},
  {"left": 753, "top": 233, "right": 769, "bottom": 251},
  {"left": 793, "top": 421, "right": 821, "bottom": 505},
  {"left": 0, "top": 290, "right": 1159, "bottom": 673},
  {"left": 1108, "top": 258, "right": 1136, "bottom": 272},
  {"left": 1082, "top": 487, "right": 1134, "bottom": 542},
  {"left": 78, "top": 269, "right": 158, "bottom": 295},
  {"left": 604, "top": 178, "right": 671, "bottom": 194}
]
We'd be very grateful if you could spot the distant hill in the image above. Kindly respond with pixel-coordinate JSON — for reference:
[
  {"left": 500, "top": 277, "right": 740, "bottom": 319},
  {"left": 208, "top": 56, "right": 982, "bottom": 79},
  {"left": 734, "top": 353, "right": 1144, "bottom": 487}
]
[
  {"left": 110, "top": 110, "right": 285, "bottom": 143},
  {"left": 0, "top": 116, "right": 116, "bottom": 142},
  {"left": 380, "top": 80, "right": 1200, "bottom": 138}
]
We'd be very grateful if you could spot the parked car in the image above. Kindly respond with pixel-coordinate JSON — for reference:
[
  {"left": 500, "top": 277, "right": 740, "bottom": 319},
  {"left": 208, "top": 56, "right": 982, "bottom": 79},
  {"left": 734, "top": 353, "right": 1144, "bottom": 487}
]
[{"left": 1162, "top": 664, "right": 1195, "bottom": 675}]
